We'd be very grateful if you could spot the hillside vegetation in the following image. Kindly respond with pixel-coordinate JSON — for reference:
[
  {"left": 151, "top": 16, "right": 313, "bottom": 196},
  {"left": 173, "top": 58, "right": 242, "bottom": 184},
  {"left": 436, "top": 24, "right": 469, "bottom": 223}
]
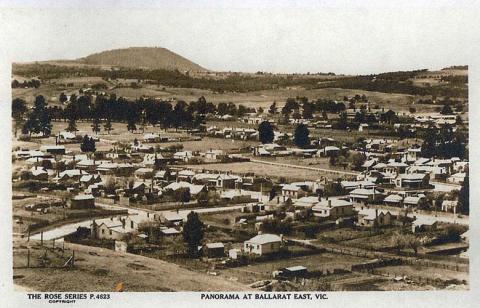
[{"left": 80, "top": 47, "right": 207, "bottom": 72}]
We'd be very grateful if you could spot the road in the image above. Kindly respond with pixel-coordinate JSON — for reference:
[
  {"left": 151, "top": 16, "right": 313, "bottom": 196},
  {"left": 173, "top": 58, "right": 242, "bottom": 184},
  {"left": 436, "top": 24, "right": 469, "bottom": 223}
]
[
  {"left": 30, "top": 203, "right": 247, "bottom": 241},
  {"left": 354, "top": 203, "right": 469, "bottom": 226}
]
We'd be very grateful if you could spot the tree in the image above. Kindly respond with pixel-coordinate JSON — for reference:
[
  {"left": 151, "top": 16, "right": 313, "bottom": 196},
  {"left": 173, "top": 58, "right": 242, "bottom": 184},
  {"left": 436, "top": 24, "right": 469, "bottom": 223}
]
[
  {"left": 80, "top": 135, "right": 96, "bottom": 153},
  {"left": 269, "top": 101, "right": 277, "bottom": 114},
  {"left": 458, "top": 172, "right": 469, "bottom": 215},
  {"left": 104, "top": 117, "right": 113, "bottom": 134},
  {"left": 12, "top": 98, "right": 27, "bottom": 137},
  {"left": 391, "top": 232, "right": 407, "bottom": 254},
  {"left": 294, "top": 123, "right": 310, "bottom": 148},
  {"left": 302, "top": 102, "right": 314, "bottom": 119},
  {"left": 59, "top": 92, "right": 68, "bottom": 104},
  {"left": 91, "top": 117, "right": 101, "bottom": 134},
  {"left": 440, "top": 104, "right": 454, "bottom": 115},
  {"left": 182, "top": 211, "right": 204, "bottom": 257},
  {"left": 174, "top": 187, "right": 191, "bottom": 204},
  {"left": 127, "top": 117, "right": 137, "bottom": 133},
  {"left": 66, "top": 118, "right": 77, "bottom": 133},
  {"left": 258, "top": 121, "right": 274, "bottom": 144},
  {"left": 350, "top": 152, "right": 366, "bottom": 170}
]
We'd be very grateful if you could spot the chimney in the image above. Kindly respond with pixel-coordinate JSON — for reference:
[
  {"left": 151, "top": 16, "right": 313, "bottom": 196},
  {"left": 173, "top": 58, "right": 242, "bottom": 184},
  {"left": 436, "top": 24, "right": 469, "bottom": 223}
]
[
  {"left": 375, "top": 208, "right": 378, "bottom": 219},
  {"left": 328, "top": 200, "right": 332, "bottom": 207}
]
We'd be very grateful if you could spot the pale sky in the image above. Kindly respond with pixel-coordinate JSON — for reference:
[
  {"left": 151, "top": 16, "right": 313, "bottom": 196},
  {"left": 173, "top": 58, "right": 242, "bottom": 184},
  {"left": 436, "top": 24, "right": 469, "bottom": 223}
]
[{"left": 1, "top": 1, "right": 479, "bottom": 74}]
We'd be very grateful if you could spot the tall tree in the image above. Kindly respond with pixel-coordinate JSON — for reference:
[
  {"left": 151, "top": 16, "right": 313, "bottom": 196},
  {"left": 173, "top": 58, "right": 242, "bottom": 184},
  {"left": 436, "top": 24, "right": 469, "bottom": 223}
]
[
  {"left": 269, "top": 101, "right": 277, "bottom": 114},
  {"left": 66, "top": 118, "right": 78, "bottom": 134},
  {"left": 104, "top": 117, "right": 113, "bottom": 134},
  {"left": 12, "top": 98, "right": 27, "bottom": 137},
  {"left": 258, "top": 121, "right": 274, "bottom": 144},
  {"left": 91, "top": 117, "right": 101, "bottom": 134},
  {"left": 294, "top": 123, "right": 310, "bottom": 148},
  {"left": 182, "top": 211, "right": 204, "bottom": 257}
]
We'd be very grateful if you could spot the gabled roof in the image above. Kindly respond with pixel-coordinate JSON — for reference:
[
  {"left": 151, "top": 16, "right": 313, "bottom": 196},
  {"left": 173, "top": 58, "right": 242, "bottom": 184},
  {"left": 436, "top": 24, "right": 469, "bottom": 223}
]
[{"left": 246, "top": 233, "right": 282, "bottom": 245}]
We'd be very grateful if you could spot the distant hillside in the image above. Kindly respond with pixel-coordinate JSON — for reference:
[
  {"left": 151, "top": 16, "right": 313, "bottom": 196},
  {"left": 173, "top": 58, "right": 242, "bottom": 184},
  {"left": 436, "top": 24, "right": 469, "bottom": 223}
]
[{"left": 79, "top": 47, "right": 207, "bottom": 72}]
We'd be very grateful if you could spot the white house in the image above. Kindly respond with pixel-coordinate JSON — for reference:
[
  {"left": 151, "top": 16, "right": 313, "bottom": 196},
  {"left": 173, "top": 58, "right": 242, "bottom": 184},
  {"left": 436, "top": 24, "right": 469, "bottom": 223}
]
[{"left": 244, "top": 233, "right": 282, "bottom": 256}]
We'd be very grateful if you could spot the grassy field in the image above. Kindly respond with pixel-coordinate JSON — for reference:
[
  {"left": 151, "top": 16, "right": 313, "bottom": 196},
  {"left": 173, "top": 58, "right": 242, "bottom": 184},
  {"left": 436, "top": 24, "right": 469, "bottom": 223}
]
[
  {"left": 184, "top": 161, "right": 339, "bottom": 181},
  {"left": 13, "top": 78, "right": 439, "bottom": 114}
]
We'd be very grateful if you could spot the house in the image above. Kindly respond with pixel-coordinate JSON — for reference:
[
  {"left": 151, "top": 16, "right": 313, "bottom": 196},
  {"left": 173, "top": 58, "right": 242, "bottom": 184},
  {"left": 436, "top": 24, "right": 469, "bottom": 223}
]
[
  {"left": 281, "top": 184, "right": 303, "bottom": 199},
  {"left": 58, "top": 131, "right": 76, "bottom": 142},
  {"left": 319, "top": 146, "right": 340, "bottom": 157},
  {"left": 244, "top": 233, "right": 282, "bottom": 256},
  {"left": 70, "top": 194, "right": 95, "bottom": 209},
  {"left": 29, "top": 167, "right": 48, "bottom": 181},
  {"left": 395, "top": 173, "right": 430, "bottom": 189},
  {"left": 412, "top": 217, "right": 438, "bottom": 233},
  {"left": 204, "top": 149, "right": 224, "bottom": 160},
  {"left": 173, "top": 151, "right": 194, "bottom": 161},
  {"left": 384, "top": 194, "right": 403, "bottom": 207},
  {"left": 164, "top": 181, "right": 206, "bottom": 196},
  {"left": 357, "top": 208, "right": 393, "bottom": 228},
  {"left": 40, "top": 145, "right": 66, "bottom": 155},
  {"left": 294, "top": 196, "right": 321, "bottom": 209},
  {"left": 447, "top": 172, "right": 466, "bottom": 184},
  {"left": 143, "top": 133, "right": 160, "bottom": 143},
  {"left": 177, "top": 170, "right": 196, "bottom": 182},
  {"left": 57, "top": 169, "right": 86, "bottom": 182},
  {"left": 161, "top": 212, "right": 185, "bottom": 225},
  {"left": 159, "top": 227, "right": 181, "bottom": 237},
  {"left": 204, "top": 242, "right": 225, "bottom": 258},
  {"left": 312, "top": 198, "right": 354, "bottom": 219},
  {"left": 403, "top": 195, "right": 426, "bottom": 208},
  {"left": 340, "top": 180, "right": 376, "bottom": 192},
  {"left": 80, "top": 174, "right": 102, "bottom": 187},
  {"left": 134, "top": 167, "right": 155, "bottom": 179},
  {"left": 349, "top": 188, "right": 384, "bottom": 204}
]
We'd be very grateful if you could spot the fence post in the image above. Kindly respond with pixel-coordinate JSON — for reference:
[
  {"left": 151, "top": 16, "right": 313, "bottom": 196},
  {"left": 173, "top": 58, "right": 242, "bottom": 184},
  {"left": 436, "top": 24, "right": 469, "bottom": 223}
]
[
  {"left": 40, "top": 231, "right": 43, "bottom": 246},
  {"left": 27, "top": 249, "right": 30, "bottom": 268},
  {"left": 72, "top": 250, "right": 75, "bottom": 267}
]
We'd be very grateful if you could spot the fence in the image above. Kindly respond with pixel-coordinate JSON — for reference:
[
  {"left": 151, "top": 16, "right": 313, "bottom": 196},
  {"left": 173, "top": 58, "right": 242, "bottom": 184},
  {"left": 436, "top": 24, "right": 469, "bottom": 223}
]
[{"left": 13, "top": 239, "right": 76, "bottom": 270}]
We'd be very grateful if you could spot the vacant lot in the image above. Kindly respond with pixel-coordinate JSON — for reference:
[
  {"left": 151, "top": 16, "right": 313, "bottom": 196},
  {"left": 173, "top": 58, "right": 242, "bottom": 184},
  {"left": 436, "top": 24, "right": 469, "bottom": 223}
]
[
  {"left": 220, "top": 252, "right": 370, "bottom": 285},
  {"left": 13, "top": 239, "right": 250, "bottom": 292}
]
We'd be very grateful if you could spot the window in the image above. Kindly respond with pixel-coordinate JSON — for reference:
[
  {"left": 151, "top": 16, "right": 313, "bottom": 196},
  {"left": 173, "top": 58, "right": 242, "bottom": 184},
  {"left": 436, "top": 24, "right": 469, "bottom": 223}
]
[
  {"left": 102, "top": 229, "right": 105, "bottom": 234},
  {"left": 109, "top": 230, "right": 112, "bottom": 235}
]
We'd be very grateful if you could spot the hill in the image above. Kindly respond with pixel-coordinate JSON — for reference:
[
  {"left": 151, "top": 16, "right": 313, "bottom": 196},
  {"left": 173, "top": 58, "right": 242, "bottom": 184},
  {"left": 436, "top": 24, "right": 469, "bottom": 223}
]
[{"left": 79, "top": 47, "right": 207, "bottom": 72}]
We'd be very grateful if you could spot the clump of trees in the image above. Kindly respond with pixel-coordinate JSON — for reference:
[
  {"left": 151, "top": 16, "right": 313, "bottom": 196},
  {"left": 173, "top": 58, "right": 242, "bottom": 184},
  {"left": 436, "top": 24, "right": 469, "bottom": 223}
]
[{"left": 11, "top": 79, "right": 40, "bottom": 88}]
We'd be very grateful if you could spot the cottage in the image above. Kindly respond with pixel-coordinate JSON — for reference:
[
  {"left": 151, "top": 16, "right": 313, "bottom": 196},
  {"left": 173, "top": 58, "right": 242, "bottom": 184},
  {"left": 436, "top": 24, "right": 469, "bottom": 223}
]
[
  {"left": 244, "top": 233, "right": 282, "bottom": 256},
  {"left": 312, "top": 198, "right": 354, "bottom": 219},
  {"left": 357, "top": 208, "right": 393, "bottom": 228},
  {"left": 384, "top": 194, "right": 403, "bottom": 207},
  {"left": 412, "top": 217, "right": 438, "bottom": 233},
  {"left": 70, "top": 194, "right": 95, "bottom": 209},
  {"left": 40, "top": 145, "right": 66, "bottom": 155},
  {"left": 281, "top": 184, "right": 303, "bottom": 199},
  {"left": 204, "top": 242, "right": 225, "bottom": 258},
  {"left": 349, "top": 188, "right": 384, "bottom": 204},
  {"left": 395, "top": 173, "right": 430, "bottom": 189},
  {"left": 447, "top": 172, "right": 466, "bottom": 184}
]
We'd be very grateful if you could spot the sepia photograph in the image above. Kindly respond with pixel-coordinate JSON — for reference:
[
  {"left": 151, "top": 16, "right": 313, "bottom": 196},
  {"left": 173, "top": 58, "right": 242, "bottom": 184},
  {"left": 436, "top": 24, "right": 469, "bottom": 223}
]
[{"left": 1, "top": 1, "right": 479, "bottom": 306}]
